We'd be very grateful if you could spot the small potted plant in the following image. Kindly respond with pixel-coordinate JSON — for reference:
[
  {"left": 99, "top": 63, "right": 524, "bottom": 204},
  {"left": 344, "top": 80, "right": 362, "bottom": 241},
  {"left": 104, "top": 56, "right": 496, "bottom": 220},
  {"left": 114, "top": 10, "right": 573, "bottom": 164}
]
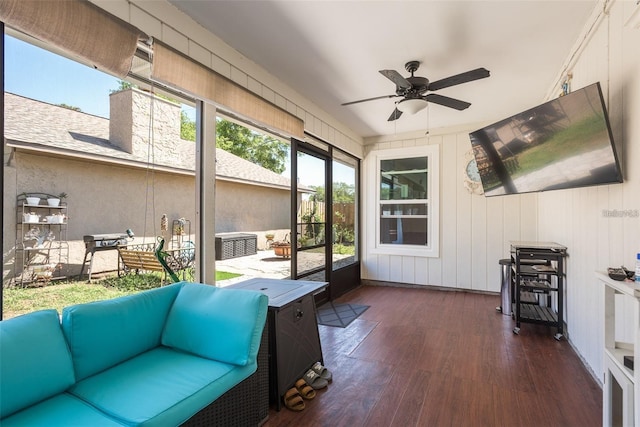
[
  {"left": 47, "top": 192, "right": 67, "bottom": 207},
  {"left": 22, "top": 193, "right": 41, "bottom": 206},
  {"left": 22, "top": 212, "right": 40, "bottom": 223},
  {"left": 264, "top": 232, "right": 275, "bottom": 248},
  {"left": 271, "top": 233, "right": 291, "bottom": 258},
  {"left": 45, "top": 213, "right": 66, "bottom": 224}
]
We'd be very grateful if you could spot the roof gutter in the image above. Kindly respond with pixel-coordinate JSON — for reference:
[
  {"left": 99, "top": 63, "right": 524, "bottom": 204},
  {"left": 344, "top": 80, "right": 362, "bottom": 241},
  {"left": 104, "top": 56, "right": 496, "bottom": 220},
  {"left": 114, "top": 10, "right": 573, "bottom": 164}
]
[{"left": 216, "top": 175, "right": 314, "bottom": 193}]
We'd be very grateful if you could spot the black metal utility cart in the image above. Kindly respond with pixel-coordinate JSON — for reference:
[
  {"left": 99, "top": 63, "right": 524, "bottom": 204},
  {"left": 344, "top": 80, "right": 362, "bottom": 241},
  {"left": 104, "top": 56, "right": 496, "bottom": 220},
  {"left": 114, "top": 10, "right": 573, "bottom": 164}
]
[{"left": 511, "top": 241, "right": 567, "bottom": 340}]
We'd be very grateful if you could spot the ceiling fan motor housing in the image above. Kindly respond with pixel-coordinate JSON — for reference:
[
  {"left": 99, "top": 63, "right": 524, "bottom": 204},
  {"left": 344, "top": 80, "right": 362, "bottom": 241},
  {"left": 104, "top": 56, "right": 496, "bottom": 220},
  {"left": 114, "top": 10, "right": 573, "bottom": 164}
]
[{"left": 406, "top": 76, "right": 429, "bottom": 95}]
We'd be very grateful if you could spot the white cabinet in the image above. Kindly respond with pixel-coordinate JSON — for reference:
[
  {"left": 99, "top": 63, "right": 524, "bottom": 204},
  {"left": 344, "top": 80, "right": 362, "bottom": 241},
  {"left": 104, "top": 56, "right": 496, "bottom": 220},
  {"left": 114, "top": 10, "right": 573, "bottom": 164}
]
[{"left": 599, "top": 272, "right": 640, "bottom": 426}]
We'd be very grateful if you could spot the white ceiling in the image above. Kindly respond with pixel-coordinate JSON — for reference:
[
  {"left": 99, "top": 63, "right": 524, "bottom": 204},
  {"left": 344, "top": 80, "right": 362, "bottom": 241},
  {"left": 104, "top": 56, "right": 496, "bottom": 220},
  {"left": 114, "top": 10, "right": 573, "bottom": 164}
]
[{"left": 167, "top": 0, "right": 598, "bottom": 139}]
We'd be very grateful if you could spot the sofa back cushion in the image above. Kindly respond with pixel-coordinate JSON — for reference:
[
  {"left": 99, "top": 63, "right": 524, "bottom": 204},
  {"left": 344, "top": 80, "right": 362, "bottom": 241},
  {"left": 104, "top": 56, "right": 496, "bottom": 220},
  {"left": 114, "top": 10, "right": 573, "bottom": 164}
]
[
  {"left": 0, "top": 309, "right": 75, "bottom": 419},
  {"left": 162, "top": 284, "right": 268, "bottom": 366},
  {"left": 62, "top": 283, "right": 183, "bottom": 380}
]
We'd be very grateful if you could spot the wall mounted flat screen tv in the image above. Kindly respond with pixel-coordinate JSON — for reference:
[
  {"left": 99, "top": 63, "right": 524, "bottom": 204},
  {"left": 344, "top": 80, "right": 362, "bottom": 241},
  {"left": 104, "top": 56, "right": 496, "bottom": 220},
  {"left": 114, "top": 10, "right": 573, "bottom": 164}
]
[{"left": 469, "top": 82, "right": 622, "bottom": 196}]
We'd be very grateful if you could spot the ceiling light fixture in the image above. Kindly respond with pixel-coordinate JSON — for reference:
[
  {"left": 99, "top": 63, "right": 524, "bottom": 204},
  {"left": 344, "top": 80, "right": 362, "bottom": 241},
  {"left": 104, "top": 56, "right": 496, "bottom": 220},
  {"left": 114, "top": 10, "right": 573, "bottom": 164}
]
[{"left": 396, "top": 98, "right": 427, "bottom": 115}]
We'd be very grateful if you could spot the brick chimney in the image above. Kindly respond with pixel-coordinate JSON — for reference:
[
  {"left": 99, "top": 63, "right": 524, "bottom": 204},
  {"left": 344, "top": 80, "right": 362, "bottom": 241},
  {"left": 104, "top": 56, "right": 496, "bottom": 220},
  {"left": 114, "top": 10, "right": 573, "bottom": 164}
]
[{"left": 109, "top": 88, "right": 181, "bottom": 159}]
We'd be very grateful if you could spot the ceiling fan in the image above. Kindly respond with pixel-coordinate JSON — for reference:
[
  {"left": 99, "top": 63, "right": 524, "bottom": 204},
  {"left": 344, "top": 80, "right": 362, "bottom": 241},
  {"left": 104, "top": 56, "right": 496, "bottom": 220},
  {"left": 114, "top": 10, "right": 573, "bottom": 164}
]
[{"left": 342, "top": 61, "right": 490, "bottom": 122}]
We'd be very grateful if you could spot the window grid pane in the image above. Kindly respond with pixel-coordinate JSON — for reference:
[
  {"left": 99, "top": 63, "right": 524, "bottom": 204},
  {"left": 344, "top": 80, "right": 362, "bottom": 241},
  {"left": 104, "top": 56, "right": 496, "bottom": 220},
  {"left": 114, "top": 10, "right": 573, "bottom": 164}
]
[{"left": 379, "top": 156, "right": 429, "bottom": 246}]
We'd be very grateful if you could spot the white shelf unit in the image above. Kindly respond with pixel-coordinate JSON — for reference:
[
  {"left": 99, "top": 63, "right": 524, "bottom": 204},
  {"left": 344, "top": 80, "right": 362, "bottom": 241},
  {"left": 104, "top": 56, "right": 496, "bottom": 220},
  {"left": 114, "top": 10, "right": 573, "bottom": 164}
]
[
  {"left": 599, "top": 272, "right": 639, "bottom": 427},
  {"left": 15, "top": 194, "right": 69, "bottom": 285}
]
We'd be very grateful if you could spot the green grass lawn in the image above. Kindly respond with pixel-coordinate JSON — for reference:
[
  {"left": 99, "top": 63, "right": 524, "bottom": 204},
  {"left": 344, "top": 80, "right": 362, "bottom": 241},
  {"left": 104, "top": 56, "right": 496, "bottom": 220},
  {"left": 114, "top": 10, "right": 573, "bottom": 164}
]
[
  {"left": 513, "top": 116, "right": 608, "bottom": 176},
  {"left": 2, "top": 270, "right": 242, "bottom": 319},
  {"left": 215, "top": 270, "right": 242, "bottom": 281},
  {"left": 481, "top": 116, "right": 609, "bottom": 191}
]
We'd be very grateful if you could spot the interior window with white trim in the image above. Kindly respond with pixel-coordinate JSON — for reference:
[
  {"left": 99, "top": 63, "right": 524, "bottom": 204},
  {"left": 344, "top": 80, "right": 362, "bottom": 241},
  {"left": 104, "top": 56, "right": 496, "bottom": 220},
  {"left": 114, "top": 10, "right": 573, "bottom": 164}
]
[
  {"left": 373, "top": 146, "right": 439, "bottom": 257},
  {"left": 380, "top": 156, "right": 428, "bottom": 244}
]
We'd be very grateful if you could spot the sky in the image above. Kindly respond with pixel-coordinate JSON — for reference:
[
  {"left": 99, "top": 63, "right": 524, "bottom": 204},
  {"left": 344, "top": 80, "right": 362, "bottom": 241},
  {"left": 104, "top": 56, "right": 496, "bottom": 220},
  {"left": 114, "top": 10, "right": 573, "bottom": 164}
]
[
  {"left": 4, "top": 35, "right": 353, "bottom": 187},
  {"left": 5, "top": 36, "right": 120, "bottom": 118}
]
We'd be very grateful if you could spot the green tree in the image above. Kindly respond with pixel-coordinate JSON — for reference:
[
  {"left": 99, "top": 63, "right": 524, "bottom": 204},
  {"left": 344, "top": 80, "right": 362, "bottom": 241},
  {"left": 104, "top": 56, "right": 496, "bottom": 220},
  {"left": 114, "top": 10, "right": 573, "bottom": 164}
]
[
  {"left": 308, "top": 186, "right": 323, "bottom": 202},
  {"left": 216, "top": 119, "right": 288, "bottom": 174},
  {"left": 333, "top": 182, "right": 355, "bottom": 203},
  {"left": 58, "top": 103, "right": 81, "bottom": 112},
  {"left": 309, "top": 182, "right": 355, "bottom": 203},
  {"left": 110, "top": 80, "right": 134, "bottom": 94},
  {"left": 180, "top": 111, "right": 196, "bottom": 141}
]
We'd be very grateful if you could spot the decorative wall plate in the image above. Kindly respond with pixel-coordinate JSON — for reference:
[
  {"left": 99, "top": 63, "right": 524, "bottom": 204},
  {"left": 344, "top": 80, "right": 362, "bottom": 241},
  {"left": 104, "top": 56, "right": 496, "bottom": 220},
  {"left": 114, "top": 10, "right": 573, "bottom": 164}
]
[{"left": 463, "top": 148, "right": 484, "bottom": 195}]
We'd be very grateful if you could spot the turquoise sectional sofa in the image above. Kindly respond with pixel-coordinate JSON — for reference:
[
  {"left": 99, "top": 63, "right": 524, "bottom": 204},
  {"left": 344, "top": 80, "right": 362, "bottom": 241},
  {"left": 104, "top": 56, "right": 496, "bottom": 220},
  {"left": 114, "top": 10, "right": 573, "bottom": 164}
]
[{"left": 0, "top": 282, "right": 269, "bottom": 426}]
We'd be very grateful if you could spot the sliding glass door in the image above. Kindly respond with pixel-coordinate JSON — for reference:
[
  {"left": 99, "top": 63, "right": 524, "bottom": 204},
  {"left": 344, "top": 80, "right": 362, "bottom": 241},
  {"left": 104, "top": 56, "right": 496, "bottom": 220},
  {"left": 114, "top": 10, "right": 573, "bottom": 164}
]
[
  {"left": 292, "top": 140, "right": 328, "bottom": 282},
  {"left": 291, "top": 138, "right": 360, "bottom": 303}
]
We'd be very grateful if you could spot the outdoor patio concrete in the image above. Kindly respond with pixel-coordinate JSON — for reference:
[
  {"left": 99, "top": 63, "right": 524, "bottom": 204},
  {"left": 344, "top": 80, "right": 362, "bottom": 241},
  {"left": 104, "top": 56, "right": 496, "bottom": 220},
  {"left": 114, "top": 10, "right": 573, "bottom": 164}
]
[
  {"left": 216, "top": 249, "right": 291, "bottom": 286},
  {"left": 216, "top": 248, "right": 354, "bottom": 286}
]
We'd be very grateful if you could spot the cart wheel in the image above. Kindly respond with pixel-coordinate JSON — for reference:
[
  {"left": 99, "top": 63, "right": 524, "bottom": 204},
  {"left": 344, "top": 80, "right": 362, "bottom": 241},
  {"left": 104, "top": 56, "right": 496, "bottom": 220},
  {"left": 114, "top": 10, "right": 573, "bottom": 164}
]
[
  {"left": 554, "top": 333, "right": 563, "bottom": 341},
  {"left": 513, "top": 327, "right": 520, "bottom": 335}
]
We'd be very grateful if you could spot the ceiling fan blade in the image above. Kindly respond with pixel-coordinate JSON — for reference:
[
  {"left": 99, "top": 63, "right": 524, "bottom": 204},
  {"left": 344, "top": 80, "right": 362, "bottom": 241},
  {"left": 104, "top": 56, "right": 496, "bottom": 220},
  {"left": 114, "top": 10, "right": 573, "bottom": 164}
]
[
  {"left": 428, "top": 68, "right": 490, "bottom": 91},
  {"left": 379, "top": 69, "right": 412, "bottom": 90},
  {"left": 426, "top": 93, "right": 471, "bottom": 110},
  {"left": 342, "top": 94, "right": 397, "bottom": 106},
  {"left": 387, "top": 108, "right": 403, "bottom": 121}
]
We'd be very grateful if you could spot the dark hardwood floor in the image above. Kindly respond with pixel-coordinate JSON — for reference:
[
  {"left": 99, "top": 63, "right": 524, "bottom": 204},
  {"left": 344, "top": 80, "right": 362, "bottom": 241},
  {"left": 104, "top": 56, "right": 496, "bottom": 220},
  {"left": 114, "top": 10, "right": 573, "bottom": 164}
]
[{"left": 264, "top": 284, "right": 602, "bottom": 427}]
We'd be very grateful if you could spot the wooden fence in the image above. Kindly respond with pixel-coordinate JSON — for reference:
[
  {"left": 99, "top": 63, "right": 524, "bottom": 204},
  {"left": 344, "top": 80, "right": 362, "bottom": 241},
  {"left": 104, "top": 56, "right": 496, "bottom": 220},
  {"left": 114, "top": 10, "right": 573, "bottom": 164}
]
[{"left": 298, "top": 200, "right": 355, "bottom": 227}]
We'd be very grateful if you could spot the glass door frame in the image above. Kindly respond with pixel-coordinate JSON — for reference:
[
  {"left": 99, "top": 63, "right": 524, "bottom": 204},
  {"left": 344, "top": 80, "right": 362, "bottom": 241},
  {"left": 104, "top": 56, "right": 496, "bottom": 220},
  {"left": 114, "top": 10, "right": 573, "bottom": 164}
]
[{"left": 290, "top": 138, "right": 331, "bottom": 282}]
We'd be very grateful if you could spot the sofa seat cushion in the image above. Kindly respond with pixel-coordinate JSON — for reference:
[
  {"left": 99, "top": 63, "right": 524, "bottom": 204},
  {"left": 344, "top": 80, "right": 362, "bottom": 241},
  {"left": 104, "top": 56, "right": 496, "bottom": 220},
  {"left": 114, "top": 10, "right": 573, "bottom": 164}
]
[
  {"left": 162, "top": 283, "right": 268, "bottom": 366},
  {"left": 0, "top": 309, "right": 75, "bottom": 419},
  {"left": 1, "top": 393, "right": 124, "bottom": 427},
  {"left": 69, "top": 346, "right": 254, "bottom": 427},
  {"left": 62, "top": 283, "right": 183, "bottom": 381}
]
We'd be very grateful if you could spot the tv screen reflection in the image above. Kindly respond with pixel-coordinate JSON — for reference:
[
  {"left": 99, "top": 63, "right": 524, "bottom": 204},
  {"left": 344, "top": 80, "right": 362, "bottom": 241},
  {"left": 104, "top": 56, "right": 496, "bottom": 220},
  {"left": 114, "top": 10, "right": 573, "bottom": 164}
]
[{"left": 469, "top": 82, "right": 622, "bottom": 196}]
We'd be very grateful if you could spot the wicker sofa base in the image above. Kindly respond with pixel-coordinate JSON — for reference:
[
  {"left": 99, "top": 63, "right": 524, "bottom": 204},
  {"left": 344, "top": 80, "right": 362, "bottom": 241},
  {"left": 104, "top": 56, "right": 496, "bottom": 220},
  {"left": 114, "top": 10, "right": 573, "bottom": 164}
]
[{"left": 182, "top": 324, "right": 269, "bottom": 426}]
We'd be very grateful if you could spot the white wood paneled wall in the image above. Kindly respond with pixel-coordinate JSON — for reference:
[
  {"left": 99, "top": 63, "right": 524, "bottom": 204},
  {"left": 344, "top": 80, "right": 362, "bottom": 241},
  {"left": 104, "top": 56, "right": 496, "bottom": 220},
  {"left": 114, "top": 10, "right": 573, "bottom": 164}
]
[
  {"left": 362, "top": 131, "right": 538, "bottom": 292},
  {"left": 537, "top": 0, "right": 640, "bottom": 382}
]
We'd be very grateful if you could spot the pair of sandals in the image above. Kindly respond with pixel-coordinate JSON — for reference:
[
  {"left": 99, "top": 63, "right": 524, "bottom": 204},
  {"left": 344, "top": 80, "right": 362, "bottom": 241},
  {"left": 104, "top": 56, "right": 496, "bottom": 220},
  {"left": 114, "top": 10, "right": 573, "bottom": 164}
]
[
  {"left": 304, "top": 361, "right": 332, "bottom": 389},
  {"left": 283, "top": 362, "right": 333, "bottom": 411},
  {"left": 283, "top": 379, "right": 315, "bottom": 412}
]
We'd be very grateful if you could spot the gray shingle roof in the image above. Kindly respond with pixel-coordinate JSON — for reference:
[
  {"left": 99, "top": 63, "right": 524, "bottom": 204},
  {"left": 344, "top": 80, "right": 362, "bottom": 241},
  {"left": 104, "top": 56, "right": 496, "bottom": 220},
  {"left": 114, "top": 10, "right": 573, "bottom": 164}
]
[{"left": 4, "top": 92, "right": 296, "bottom": 190}]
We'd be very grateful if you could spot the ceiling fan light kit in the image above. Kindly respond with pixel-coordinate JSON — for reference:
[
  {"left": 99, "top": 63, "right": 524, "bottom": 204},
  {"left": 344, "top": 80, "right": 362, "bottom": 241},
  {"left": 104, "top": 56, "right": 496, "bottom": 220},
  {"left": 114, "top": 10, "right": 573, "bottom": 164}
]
[
  {"left": 396, "top": 98, "right": 427, "bottom": 114},
  {"left": 342, "top": 60, "right": 490, "bottom": 122}
]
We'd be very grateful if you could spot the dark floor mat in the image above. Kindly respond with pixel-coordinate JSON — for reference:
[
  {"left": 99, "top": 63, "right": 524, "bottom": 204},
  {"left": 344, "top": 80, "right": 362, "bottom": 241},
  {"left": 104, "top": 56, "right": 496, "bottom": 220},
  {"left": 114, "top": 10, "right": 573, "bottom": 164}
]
[{"left": 316, "top": 302, "right": 370, "bottom": 328}]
